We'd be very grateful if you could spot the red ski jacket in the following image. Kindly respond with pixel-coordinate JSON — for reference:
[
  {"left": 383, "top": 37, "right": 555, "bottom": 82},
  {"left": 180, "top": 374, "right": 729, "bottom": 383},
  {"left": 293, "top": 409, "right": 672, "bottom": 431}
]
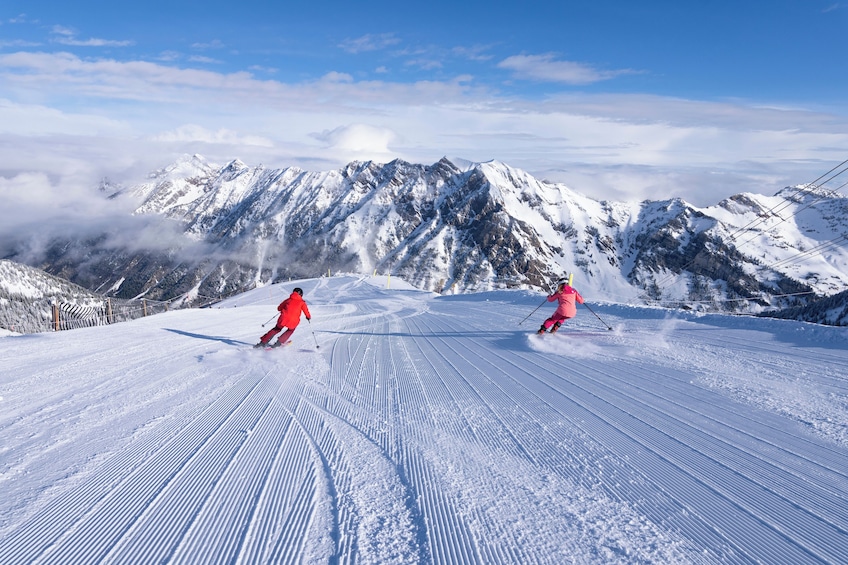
[{"left": 275, "top": 292, "right": 311, "bottom": 329}]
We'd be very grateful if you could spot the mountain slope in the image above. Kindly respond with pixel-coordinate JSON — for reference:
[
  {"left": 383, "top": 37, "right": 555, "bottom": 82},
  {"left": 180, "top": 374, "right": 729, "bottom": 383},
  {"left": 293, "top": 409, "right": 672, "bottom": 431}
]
[
  {"left": 0, "top": 259, "right": 107, "bottom": 333},
  {"left": 2, "top": 276, "right": 847, "bottom": 563},
  {"left": 760, "top": 287, "right": 848, "bottom": 325},
  {"left": 0, "top": 260, "right": 170, "bottom": 333}
]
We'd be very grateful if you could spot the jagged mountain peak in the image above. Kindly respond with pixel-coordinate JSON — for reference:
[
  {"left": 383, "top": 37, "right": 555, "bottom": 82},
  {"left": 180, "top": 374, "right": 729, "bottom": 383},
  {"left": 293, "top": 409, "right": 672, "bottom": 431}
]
[
  {"left": 150, "top": 153, "right": 215, "bottom": 180},
  {"left": 8, "top": 154, "right": 848, "bottom": 320},
  {"left": 433, "top": 156, "right": 460, "bottom": 171},
  {"left": 118, "top": 155, "right": 848, "bottom": 303},
  {"left": 221, "top": 158, "right": 249, "bottom": 174},
  {"left": 775, "top": 184, "right": 846, "bottom": 202}
]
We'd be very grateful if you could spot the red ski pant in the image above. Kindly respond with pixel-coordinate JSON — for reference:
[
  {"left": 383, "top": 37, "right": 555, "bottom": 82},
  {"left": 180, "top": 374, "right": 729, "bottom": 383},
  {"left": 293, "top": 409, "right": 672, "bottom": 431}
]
[{"left": 260, "top": 325, "right": 295, "bottom": 345}]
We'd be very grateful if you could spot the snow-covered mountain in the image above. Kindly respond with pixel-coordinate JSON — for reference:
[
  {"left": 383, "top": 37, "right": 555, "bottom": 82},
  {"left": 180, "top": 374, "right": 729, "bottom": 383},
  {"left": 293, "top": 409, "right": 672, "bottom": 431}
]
[
  {"left": 6, "top": 155, "right": 848, "bottom": 315},
  {"left": 0, "top": 260, "right": 106, "bottom": 334},
  {"left": 761, "top": 287, "right": 848, "bottom": 326},
  {"left": 0, "top": 260, "right": 169, "bottom": 334}
]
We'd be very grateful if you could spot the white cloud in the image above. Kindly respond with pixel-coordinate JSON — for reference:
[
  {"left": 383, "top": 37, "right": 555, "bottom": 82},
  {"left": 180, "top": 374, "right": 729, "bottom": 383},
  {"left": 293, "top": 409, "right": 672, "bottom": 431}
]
[
  {"left": 157, "top": 51, "right": 181, "bottom": 62},
  {"left": 313, "top": 124, "right": 397, "bottom": 158},
  {"left": 405, "top": 58, "right": 443, "bottom": 70},
  {"left": 188, "top": 55, "right": 222, "bottom": 64},
  {"left": 0, "top": 171, "right": 60, "bottom": 209},
  {"left": 50, "top": 25, "right": 134, "bottom": 47},
  {"left": 0, "top": 39, "right": 41, "bottom": 48},
  {"left": 249, "top": 64, "right": 278, "bottom": 74},
  {"left": 0, "top": 51, "right": 845, "bottom": 210},
  {"left": 0, "top": 168, "right": 133, "bottom": 240},
  {"left": 191, "top": 39, "right": 225, "bottom": 50},
  {"left": 321, "top": 71, "right": 354, "bottom": 83},
  {"left": 8, "top": 14, "right": 35, "bottom": 24},
  {"left": 452, "top": 45, "right": 494, "bottom": 62},
  {"left": 339, "top": 33, "right": 401, "bottom": 54},
  {"left": 498, "top": 53, "right": 635, "bottom": 84},
  {"left": 152, "top": 124, "right": 274, "bottom": 147},
  {"left": 0, "top": 98, "right": 130, "bottom": 136}
]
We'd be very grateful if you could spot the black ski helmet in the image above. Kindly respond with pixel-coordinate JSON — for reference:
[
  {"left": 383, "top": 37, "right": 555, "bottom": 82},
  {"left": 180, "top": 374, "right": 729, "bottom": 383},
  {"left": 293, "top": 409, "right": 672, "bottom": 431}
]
[{"left": 293, "top": 287, "right": 303, "bottom": 296}]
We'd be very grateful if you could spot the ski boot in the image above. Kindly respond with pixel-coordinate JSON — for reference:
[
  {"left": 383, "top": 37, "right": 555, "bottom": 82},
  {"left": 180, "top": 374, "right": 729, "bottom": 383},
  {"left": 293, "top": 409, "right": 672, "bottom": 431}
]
[
  {"left": 550, "top": 322, "right": 562, "bottom": 334},
  {"left": 253, "top": 341, "right": 267, "bottom": 349},
  {"left": 537, "top": 324, "right": 547, "bottom": 335}
]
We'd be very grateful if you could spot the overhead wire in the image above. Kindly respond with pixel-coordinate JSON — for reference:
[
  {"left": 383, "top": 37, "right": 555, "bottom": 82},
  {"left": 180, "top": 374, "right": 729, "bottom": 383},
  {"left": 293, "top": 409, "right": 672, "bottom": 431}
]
[
  {"left": 729, "top": 174, "right": 848, "bottom": 252},
  {"left": 646, "top": 290, "right": 817, "bottom": 309},
  {"left": 768, "top": 233, "right": 848, "bottom": 270},
  {"left": 724, "top": 158, "right": 848, "bottom": 243},
  {"left": 647, "top": 158, "right": 848, "bottom": 304}
]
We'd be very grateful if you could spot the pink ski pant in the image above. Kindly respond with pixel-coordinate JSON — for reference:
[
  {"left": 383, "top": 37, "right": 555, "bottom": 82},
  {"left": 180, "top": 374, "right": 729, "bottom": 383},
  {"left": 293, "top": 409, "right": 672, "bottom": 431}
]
[{"left": 542, "top": 313, "right": 570, "bottom": 329}]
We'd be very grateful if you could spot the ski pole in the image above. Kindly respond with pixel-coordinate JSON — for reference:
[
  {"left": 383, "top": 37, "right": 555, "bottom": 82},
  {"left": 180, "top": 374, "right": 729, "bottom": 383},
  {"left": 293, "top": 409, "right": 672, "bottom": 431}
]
[
  {"left": 308, "top": 319, "right": 319, "bottom": 349},
  {"left": 518, "top": 298, "right": 548, "bottom": 326},
  {"left": 582, "top": 302, "right": 613, "bottom": 331},
  {"left": 261, "top": 314, "right": 276, "bottom": 327}
]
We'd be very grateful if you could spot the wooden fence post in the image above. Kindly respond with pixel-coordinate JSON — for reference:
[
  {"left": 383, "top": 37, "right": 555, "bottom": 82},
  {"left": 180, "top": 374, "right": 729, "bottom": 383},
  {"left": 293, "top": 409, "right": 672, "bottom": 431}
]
[
  {"left": 142, "top": 299, "right": 148, "bottom": 317},
  {"left": 52, "top": 302, "right": 60, "bottom": 331},
  {"left": 106, "top": 298, "right": 113, "bottom": 324}
]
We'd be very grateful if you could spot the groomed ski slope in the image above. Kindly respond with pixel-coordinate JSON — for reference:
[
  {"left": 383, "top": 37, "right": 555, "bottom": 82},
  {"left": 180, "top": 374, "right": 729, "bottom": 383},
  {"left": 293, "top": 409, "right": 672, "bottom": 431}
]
[{"left": 2, "top": 275, "right": 847, "bottom": 564}]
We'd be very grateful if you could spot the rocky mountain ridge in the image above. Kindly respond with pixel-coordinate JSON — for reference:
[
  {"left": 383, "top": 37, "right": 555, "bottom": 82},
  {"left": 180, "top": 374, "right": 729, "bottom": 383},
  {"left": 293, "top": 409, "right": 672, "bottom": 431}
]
[{"left": 5, "top": 155, "right": 848, "bottom": 314}]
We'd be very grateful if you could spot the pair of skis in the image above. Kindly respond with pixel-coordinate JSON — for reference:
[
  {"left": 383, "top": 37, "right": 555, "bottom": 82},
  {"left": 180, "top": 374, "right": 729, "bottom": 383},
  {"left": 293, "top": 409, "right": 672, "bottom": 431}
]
[
  {"left": 254, "top": 341, "right": 293, "bottom": 350},
  {"left": 253, "top": 320, "right": 321, "bottom": 351}
]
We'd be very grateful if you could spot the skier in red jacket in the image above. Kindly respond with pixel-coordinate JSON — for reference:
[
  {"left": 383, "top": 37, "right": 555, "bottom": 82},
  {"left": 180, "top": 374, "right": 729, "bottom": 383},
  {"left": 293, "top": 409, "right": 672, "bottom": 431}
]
[
  {"left": 254, "top": 288, "right": 312, "bottom": 348},
  {"left": 538, "top": 278, "right": 583, "bottom": 334}
]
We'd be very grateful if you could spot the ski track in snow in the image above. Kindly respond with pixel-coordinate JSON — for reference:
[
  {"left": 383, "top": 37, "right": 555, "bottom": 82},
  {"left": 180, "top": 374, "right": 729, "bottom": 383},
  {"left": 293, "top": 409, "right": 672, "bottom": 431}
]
[{"left": 1, "top": 276, "right": 847, "bottom": 564}]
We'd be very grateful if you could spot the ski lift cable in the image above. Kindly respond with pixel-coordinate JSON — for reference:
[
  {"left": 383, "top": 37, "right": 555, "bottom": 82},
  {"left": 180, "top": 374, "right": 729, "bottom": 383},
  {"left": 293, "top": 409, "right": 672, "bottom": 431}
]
[
  {"left": 805, "top": 156, "right": 848, "bottom": 187},
  {"left": 651, "top": 158, "right": 848, "bottom": 292},
  {"left": 727, "top": 170, "right": 848, "bottom": 243},
  {"left": 725, "top": 160, "right": 848, "bottom": 243},
  {"left": 729, "top": 176, "right": 848, "bottom": 262},
  {"left": 790, "top": 178, "right": 848, "bottom": 218},
  {"left": 720, "top": 161, "right": 847, "bottom": 258},
  {"left": 646, "top": 290, "right": 817, "bottom": 308},
  {"left": 768, "top": 233, "right": 848, "bottom": 270}
]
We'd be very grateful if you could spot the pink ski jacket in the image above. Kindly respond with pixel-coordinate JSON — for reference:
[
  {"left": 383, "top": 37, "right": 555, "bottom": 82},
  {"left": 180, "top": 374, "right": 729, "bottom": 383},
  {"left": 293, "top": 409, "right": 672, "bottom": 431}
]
[{"left": 547, "top": 285, "right": 584, "bottom": 319}]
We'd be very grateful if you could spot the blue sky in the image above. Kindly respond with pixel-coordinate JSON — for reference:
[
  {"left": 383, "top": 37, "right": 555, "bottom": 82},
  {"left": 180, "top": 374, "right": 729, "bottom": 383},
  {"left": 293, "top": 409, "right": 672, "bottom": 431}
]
[{"left": 1, "top": 0, "right": 847, "bottom": 220}]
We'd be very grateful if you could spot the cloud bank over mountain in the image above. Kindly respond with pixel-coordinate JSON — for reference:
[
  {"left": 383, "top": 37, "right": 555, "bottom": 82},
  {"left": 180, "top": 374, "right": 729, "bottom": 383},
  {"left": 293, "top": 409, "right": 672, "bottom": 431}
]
[{"left": 1, "top": 50, "right": 845, "bottom": 210}]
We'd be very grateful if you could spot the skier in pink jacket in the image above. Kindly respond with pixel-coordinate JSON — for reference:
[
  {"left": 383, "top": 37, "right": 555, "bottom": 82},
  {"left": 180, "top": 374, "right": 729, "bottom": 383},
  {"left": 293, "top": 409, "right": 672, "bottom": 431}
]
[{"left": 538, "top": 278, "right": 584, "bottom": 334}]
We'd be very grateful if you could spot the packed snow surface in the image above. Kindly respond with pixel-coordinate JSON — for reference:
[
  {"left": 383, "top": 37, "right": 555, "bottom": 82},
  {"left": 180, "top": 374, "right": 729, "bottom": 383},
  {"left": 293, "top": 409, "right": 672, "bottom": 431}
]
[{"left": 1, "top": 275, "right": 847, "bottom": 564}]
